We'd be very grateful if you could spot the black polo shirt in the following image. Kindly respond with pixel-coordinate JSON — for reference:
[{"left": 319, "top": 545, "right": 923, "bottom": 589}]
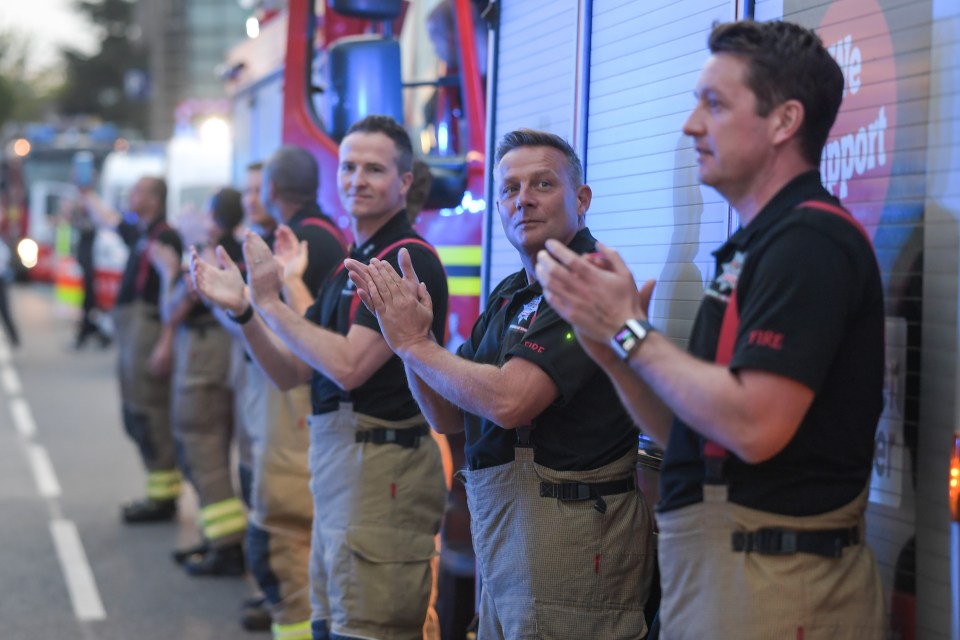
[
  {"left": 305, "top": 211, "right": 449, "bottom": 420},
  {"left": 459, "top": 228, "right": 639, "bottom": 471},
  {"left": 116, "top": 218, "right": 182, "bottom": 307},
  {"left": 288, "top": 203, "right": 347, "bottom": 296},
  {"left": 658, "top": 171, "right": 884, "bottom": 516}
]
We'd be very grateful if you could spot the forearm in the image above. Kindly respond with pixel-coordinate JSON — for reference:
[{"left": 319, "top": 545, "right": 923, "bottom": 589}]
[
  {"left": 210, "top": 306, "right": 246, "bottom": 341},
  {"left": 405, "top": 364, "right": 464, "bottom": 434},
  {"left": 627, "top": 333, "right": 771, "bottom": 461},
  {"left": 238, "top": 309, "right": 311, "bottom": 390},
  {"left": 400, "top": 339, "right": 533, "bottom": 429},
  {"left": 161, "top": 279, "right": 196, "bottom": 327},
  {"left": 254, "top": 299, "right": 361, "bottom": 390},
  {"left": 281, "top": 277, "right": 315, "bottom": 316}
]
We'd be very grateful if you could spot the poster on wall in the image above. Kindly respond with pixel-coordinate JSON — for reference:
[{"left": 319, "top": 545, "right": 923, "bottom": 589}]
[{"left": 786, "top": 0, "right": 931, "bottom": 635}]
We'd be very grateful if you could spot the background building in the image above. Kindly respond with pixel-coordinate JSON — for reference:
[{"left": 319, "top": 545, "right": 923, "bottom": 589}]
[{"left": 136, "top": 0, "right": 250, "bottom": 139}]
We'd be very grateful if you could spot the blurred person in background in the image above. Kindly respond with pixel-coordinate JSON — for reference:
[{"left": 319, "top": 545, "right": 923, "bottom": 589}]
[
  {"left": 150, "top": 187, "right": 248, "bottom": 577},
  {"left": 84, "top": 176, "right": 183, "bottom": 523}
]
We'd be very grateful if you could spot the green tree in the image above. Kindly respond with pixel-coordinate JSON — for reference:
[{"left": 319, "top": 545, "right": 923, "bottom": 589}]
[
  {"left": 57, "top": 0, "right": 148, "bottom": 134},
  {"left": 0, "top": 31, "right": 57, "bottom": 128}
]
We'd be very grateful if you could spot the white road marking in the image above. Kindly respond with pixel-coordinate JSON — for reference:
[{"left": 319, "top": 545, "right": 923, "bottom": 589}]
[
  {"left": 27, "top": 443, "right": 61, "bottom": 498},
  {"left": 10, "top": 396, "right": 36, "bottom": 438},
  {"left": 50, "top": 519, "right": 107, "bottom": 621},
  {"left": 1, "top": 365, "right": 21, "bottom": 395},
  {"left": 0, "top": 340, "right": 10, "bottom": 364}
]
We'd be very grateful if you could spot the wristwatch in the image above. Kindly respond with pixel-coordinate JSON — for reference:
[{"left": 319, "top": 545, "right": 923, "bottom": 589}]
[{"left": 610, "top": 318, "right": 655, "bottom": 360}]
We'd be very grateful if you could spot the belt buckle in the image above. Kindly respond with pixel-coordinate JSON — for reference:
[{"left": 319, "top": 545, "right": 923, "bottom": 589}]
[{"left": 756, "top": 528, "right": 797, "bottom": 555}]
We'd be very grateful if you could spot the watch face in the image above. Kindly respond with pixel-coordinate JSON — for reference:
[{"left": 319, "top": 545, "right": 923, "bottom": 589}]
[{"left": 614, "top": 326, "right": 638, "bottom": 355}]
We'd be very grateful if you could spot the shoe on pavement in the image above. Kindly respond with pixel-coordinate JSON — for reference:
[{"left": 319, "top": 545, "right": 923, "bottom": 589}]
[
  {"left": 184, "top": 542, "right": 245, "bottom": 577},
  {"left": 240, "top": 595, "right": 272, "bottom": 632},
  {"left": 172, "top": 541, "right": 210, "bottom": 565},
  {"left": 121, "top": 498, "right": 177, "bottom": 524}
]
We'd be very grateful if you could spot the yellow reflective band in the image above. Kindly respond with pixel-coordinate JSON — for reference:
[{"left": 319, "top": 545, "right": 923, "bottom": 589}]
[
  {"left": 436, "top": 245, "right": 482, "bottom": 266},
  {"left": 447, "top": 276, "right": 481, "bottom": 297},
  {"left": 204, "top": 514, "right": 247, "bottom": 540},
  {"left": 146, "top": 470, "right": 181, "bottom": 499},
  {"left": 54, "top": 286, "right": 84, "bottom": 307},
  {"left": 200, "top": 497, "right": 245, "bottom": 524},
  {"left": 149, "top": 470, "right": 182, "bottom": 484},
  {"left": 272, "top": 620, "right": 312, "bottom": 640}
]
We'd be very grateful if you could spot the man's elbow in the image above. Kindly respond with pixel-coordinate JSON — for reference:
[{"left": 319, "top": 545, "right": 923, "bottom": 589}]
[
  {"left": 493, "top": 399, "right": 539, "bottom": 430},
  {"left": 733, "top": 425, "right": 795, "bottom": 464}
]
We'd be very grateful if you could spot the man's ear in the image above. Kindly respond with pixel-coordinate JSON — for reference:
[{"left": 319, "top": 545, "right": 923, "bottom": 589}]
[
  {"left": 576, "top": 184, "right": 592, "bottom": 226},
  {"left": 771, "top": 99, "right": 805, "bottom": 147}
]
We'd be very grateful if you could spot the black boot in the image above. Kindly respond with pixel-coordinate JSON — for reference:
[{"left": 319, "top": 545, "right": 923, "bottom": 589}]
[
  {"left": 239, "top": 595, "right": 273, "bottom": 631},
  {"left": 172, "top": 540, "right": 210, "bottom": 565},
  {"left": 184, "top": 542, "right": 245, "bottom": 577},
  {"left": 121, "top": 498, "right": 177, "bottom": 524}
]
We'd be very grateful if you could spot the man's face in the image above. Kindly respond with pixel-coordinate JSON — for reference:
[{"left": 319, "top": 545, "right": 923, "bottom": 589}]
[
  {"left": 244, "top": 168, "right": 272, "bottom": 228},
  {"left": 337, "top": 131, "right": 412, "bottom": 223},
  {"left": 128, "top": 177, "right": 158, "bottom": 221},
  {"left": 683, "top": 53, "right": 776, "bottom": 202},
  {"left": 495, "top": 146, "right": 587, "bottom": 260}
]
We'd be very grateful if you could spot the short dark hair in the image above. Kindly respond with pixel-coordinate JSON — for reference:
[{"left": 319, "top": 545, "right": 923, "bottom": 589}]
[
  {"left": 211, "top": 187, "right": 243, "bottom": 232},
  {"left": 266, "top": 146, "right": 319, "bottom": 204},
  {"left": 344, "top": 115, "right": 414, "bottom": 174},
  {"left": 246, "top": 161, "right": 263, "bottom": 172},
  {"left": 494, "top": 129, "right": 583, "bottom": 187},
  {"left": 708, "top": 20, "right": 844, "bottom": 165}
]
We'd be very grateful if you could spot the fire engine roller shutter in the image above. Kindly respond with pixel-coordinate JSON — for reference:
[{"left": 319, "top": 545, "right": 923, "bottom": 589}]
[
  {"left": 585, "top": 0, "right": 734, "bottom": 349},
  {"left": 486, "top": 1, "right": 581, "bottom": 294},
  {"left": 230, "top": 70, "right": 284, "bottom": 185}
]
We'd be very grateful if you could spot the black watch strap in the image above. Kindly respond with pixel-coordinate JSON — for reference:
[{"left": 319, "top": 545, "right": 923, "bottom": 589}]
[{"left": 227, "top": 304, "right": 254, "bottom": 325}]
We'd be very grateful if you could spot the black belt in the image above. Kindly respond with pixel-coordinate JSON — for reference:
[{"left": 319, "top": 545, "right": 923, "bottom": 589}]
[
  {"left": 539, "top": 475, "right": 636, "bottom": 514},
  {"left": 355, "top": 424, "right": 430, "bottom": 449},
  {"left": 731, "top": 526, "right": 860, "bottom": 559}
]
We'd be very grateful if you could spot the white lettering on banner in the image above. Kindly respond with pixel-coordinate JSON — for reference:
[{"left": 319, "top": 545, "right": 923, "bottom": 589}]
[
  {"left": 826, "top": 34, "right": 862, "bottom": 97},
  {"left": 821, "top": 107, "right": 887, "bottom": 199},
  {"left": 819, "top": 33, "right": 889, "bottom": 200}
]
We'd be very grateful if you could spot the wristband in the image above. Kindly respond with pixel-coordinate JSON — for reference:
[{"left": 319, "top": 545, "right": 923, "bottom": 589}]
[
  {"left": 227, "top": 304, "right": 254, "bottom": 325},
  {"left": 610, "top": 318, "right": 654, "bottom": 360}
]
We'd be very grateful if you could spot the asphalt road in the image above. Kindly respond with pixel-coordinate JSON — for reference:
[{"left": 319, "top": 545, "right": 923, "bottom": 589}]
[{"left": 0, "top": 284, "right": 263, "bottom": 640}]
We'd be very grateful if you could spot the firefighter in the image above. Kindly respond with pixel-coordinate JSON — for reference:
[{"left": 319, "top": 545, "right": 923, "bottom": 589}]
[
  {"left": 345, "top": 128, "right": 656, "bottom": 639},
  {"left": 190, "top": 115, "right": 448, "bottom": 640},
  {"left": 84, "top": 177, "right": 183, "bottom": 523},
  {"left": 537, "top": 20, "right": 886, "bottom": 640},
  {"left": 150, "top": 187, "right": 248, "bottom": 575},
  {"left": 201, "top": 148, "right": 347, "bottom": 639}
]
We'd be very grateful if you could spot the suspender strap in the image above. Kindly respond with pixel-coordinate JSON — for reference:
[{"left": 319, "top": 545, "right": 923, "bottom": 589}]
[
  {"left": 539, "top": 475, "right": 636, "bottom": 515},
  {"left": 354, "top": 424, "right": 430, "bottom": 449},
  {"left": 702, "top": 199, "right": 867, "bottom": 485},
  {"left": 703, "top": 287, "right": 739, "bottom": 484},
  {"left": 731, "top": 525, "right": 860, "bottom": 558},
  {"left": 797, "top": 199, "right": 873, "bottom": 246},
  {"left": 134, "top": 221, "right": 172, "bottom": 296},
  {"left": 299, "top": 216, "right": 349, "bottom": 255}
]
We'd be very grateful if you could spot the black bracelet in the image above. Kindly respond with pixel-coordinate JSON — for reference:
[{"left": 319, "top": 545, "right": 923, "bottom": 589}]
[{"left": 227, "top": 304, "right": 254, "bottom": 325}]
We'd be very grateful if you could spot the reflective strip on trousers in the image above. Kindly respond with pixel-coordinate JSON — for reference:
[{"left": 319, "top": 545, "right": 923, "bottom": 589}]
[
  {"left": 656, "top": 483, "right": 885, "bottom": 640},
  {"left": 272, "top": 619, "right": 312, "bottom": 640},
  {"left": 201, "top": 497, "right": 247, "bottom": 541},
  {"left": 146, "top": 469, "right": 181, "bottom": 500}
]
